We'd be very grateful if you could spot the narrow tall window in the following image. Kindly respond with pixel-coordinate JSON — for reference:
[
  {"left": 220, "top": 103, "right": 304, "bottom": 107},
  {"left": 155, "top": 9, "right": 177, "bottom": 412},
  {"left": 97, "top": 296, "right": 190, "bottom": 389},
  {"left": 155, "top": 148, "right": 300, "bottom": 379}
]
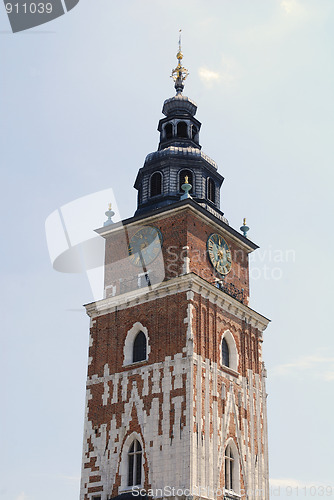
[
  {"left": 222, "top": 338, "right": 230, "bottom": 367},
  {"left": 224, "top": 445, "right": 234, "bottom": 490},
  {"left": 150, "top": 172, "right": 162, "bottom": 197},
  {"left": 179, "top": 169, "right": 193, "bottom": 193},
  {"left": 177, "top": 121, "right": 188, "bottom": 138},
  {"left": 165, "top": 123, "right": 173, "bottom": 139},
  {"left": 128, "top": 440, "right": 142, "bottom": 486},
  {"left": 192, "top": 126, "right": 197, "bottom": 140},
  {"left": 133, "top": 331, "right": 147, "bottom": 363},
  {"left": 208, "top": 178, "right": 215, "bottom": 203}
]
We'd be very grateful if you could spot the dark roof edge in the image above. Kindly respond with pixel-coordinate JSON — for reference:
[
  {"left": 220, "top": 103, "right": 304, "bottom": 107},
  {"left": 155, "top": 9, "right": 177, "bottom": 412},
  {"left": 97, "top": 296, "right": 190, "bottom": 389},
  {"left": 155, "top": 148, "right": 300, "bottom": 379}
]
[{"left": 95, "top": 198, "right": 259, "bottom": 251}]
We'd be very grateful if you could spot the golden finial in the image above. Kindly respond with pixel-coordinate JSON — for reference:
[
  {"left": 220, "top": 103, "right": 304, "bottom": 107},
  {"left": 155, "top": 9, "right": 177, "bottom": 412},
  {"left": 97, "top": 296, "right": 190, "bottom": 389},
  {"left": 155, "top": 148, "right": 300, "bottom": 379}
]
[
  {"left": 171, "top": 29, "right": 189, "bottom": 93},
  {"left": 108, "top": 203, "right": 112, "bottom": 211},
  {"left": 185, "top": 175, "right": 189, "bottom": 184},
  {"left": 243, "top": 218, "right": 246, "bottom": 225}
]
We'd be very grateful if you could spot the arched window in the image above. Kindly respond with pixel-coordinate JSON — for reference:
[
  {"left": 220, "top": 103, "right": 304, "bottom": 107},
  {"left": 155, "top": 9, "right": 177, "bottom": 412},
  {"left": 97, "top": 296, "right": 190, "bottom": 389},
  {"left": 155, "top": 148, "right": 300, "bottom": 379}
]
[
  {"left": 222, "top": 338, "right": 230, "bottom": 367},
  {"left": 165, "top": 123, "right": 173, "bottom": 139},
  {"left": 224, "top": 441, "right": 240, "bottom": 494},
  {"left": 220, "top": 331, "right": 238, "bottom": 372},
  {"left": 177, "top": 121, "right": 188, "bottom": 138},
  {"left": 128, "top": 439, "right": 142, "bottom": 486},
  {"left": 179, "top": 169, "right": 193, "bottom": 193},
  {"left": 224, "top": 445, "right": 234, "bottom": 491},
  {"left": 192, "top": 126, "right": 197, "bottom": 141},
  {"left": 150, "top": 172, "right": 162, "bottom": 197},
  {"left": 133, "top": 331, "right": 147, "bottom": 363},
  {"left": 208, "top": 178, "right": 215, "bottom": 203}
]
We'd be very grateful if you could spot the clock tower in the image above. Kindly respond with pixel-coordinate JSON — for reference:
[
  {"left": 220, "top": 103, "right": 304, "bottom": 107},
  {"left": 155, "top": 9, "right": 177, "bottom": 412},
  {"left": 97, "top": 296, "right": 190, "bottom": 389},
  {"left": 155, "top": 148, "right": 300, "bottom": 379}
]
[{"left": 80, "top": 42, "right": 270, "bottom": 500}]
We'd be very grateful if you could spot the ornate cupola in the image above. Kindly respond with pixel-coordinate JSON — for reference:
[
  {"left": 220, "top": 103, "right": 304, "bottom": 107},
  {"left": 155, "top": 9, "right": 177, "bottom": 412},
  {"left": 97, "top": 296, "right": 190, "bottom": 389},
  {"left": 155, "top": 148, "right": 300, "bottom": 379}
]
[{"left": 134, "top": 37, "right": 226, "bottom": 222}]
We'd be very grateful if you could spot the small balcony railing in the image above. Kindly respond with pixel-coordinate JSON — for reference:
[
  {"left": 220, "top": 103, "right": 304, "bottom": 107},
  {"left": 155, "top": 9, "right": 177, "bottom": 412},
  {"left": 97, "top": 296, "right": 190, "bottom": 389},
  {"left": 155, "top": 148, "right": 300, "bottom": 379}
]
[{"left": 214, "top": 280, "right": 245, "bottom": 304}]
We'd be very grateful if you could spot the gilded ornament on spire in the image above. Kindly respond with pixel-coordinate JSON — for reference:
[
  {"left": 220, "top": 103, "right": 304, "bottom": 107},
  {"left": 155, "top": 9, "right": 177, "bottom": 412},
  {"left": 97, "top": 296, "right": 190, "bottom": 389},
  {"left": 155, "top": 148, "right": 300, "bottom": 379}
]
[{"left": 171, "top": 30, "right": 189, "bottom": 94}]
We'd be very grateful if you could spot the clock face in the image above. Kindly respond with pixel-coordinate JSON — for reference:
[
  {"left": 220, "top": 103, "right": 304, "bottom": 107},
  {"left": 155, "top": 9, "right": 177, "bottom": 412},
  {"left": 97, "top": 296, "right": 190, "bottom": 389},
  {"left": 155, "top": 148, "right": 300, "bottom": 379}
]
[
  {"left": 207, "top": 233, "right": 232, "bottom": 275},
  {"left": 128, "top": 226, "right": 163, "bottom": 267}
]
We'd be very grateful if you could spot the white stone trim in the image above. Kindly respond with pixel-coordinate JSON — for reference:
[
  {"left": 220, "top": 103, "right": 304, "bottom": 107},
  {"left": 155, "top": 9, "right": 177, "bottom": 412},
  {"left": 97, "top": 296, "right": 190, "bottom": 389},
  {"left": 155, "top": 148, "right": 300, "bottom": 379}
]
[
  {"left": 85, "top": 273, "right": 270, "bottom": 332},
  {"left": 123, "top": 322, "right": 150, "bottom": 366}
]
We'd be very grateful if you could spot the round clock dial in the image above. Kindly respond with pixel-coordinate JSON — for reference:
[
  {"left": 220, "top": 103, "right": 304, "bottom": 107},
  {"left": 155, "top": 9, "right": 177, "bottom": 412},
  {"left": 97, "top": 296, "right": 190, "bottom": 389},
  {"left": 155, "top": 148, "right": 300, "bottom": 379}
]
[
  {"left": 207, "top": 233, "right": 232, "bottom": 275},
  {"left": 128, "top": 226, "right": 163, "bottom": 267}
]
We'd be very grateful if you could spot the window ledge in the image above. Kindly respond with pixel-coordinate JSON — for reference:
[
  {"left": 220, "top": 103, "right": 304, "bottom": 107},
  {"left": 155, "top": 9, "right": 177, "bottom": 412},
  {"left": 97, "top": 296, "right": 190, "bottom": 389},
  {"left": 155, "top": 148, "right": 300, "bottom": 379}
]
[
  {"left": 224, "top": 490, "right": 241, "bottom": 500},
  {"left": 119, "top": 486, "right": 143, "bottom": 494},
  {"left": 220, "top": 365, "right": 239, "bottom": 378},
  {"left": 123, "top": 359, "right": 148, "bottom": 369}
]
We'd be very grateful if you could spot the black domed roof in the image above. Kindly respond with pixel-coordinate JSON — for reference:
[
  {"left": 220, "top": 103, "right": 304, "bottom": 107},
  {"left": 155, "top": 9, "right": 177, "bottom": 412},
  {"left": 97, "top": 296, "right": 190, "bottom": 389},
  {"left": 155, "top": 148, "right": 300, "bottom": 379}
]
[{"left": 162, "top": 94, "right": 197, "bottom": 117}]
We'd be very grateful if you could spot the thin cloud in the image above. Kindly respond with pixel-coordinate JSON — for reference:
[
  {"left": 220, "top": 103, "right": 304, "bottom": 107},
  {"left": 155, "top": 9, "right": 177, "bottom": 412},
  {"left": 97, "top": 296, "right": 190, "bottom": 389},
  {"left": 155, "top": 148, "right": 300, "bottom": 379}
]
[
  {"left": 240, "top": 0, "right": 317, "bottom": 47},
  {"left": 322, "top": 371, "right": 334, "bottom": 382},
  {"left": 272, "top": 354, "right": 334, "bottom": 381},
  {"left": 16, "top": 493, "right": 27, "bottom": 500},
  {"left": 281, "top": 0, "right": 297, "bottom": 14},
  {"left": 58, "top": 475, "right": 80, "bottom": 483},
  {"left": 270, "top": 478, "right": 330, "bottom": 488},
  {"left": 198, "top": 67, "right": 220, "bottom": 86},
  {"left": 198, "top": 56, "right": 240, "bottom": 88},
  {"left": 270, "top": 478, "right": 304, "bottom": 488},
  {"left": 280, "top": 0, "right": 304, "bottom": 16},
  {"left": 220, "top": 55, "right": 241, "bottom": 85}
]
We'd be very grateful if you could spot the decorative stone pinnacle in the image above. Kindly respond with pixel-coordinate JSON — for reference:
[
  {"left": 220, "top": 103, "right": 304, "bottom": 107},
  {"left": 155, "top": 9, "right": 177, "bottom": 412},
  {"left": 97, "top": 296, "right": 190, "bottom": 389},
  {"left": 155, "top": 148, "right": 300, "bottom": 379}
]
[
  {"left": 171, "top": 29, "right": 189, "bottom": 95},
  {"left": 180, "top": 176, "right": 192, "bottom": 200},
  {"left": 104, "top": 202, "right": 115, "bottom": 226},
  {"left": 240, "top": 218, "right": 250, "bottom": 238}
]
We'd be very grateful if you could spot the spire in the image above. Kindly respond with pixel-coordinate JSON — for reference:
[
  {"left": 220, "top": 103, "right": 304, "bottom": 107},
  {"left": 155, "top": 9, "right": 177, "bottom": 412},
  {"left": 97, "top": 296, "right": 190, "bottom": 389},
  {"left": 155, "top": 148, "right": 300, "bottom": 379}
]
[{"left": 171, "top": 29, "right": 189, "bottom": 95}]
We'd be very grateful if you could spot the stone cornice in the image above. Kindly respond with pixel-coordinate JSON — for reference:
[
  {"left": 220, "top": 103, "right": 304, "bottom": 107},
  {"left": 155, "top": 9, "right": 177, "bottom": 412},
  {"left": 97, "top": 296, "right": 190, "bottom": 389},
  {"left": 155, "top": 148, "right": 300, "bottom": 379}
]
[{"left": 85, "top": 272, "right": 270, "bottom": 332}]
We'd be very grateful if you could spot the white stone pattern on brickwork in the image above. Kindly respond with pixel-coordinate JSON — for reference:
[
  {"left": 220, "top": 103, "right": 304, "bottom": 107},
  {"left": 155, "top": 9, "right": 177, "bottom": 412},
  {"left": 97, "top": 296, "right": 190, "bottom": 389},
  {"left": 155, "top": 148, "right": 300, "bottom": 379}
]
[
  {"left": 80, "top": 353, "right": 192, "bottom": 500},
  {"left": 191, "top": 351, "right": 269, "bottom": 500},
  {"left": 81, "top": 357, "right": 269, "bottom": 500},
  {"left": 81, "top": 283, "right": 269, "bottom": 500}
]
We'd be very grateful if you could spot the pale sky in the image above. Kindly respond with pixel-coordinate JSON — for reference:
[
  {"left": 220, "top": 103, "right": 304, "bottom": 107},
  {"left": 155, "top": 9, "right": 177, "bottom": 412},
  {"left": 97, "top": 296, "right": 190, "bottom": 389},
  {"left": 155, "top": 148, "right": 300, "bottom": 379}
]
[{"left": 1, "top": 1, "right": 334, "bottom": 499}]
